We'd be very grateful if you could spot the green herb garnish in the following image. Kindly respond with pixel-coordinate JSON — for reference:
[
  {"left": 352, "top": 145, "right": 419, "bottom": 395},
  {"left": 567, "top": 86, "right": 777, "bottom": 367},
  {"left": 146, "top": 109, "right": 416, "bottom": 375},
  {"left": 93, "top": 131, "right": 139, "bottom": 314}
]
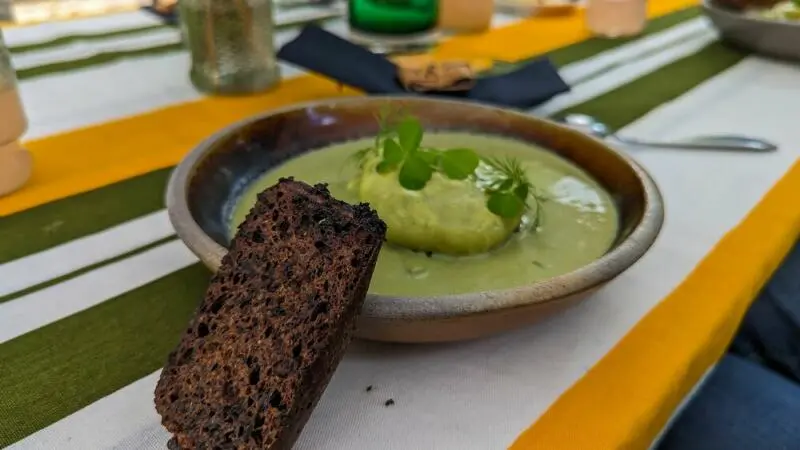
[
  {"left": 355, "top": 108, "right": 538, "bottom": 219},
  {"left": 441, "top": 149, "right": 480, "bottom": 180},
  {"left": 481, "top": 156, "right": 532, "bottom": 218}
]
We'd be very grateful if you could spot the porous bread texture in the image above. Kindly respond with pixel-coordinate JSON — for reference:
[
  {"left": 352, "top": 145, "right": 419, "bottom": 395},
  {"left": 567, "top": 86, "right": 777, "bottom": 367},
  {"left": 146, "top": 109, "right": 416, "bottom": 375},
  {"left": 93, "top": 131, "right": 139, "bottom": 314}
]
[{"left": 155, "top": 179, "right": 386, "bottom": 450}]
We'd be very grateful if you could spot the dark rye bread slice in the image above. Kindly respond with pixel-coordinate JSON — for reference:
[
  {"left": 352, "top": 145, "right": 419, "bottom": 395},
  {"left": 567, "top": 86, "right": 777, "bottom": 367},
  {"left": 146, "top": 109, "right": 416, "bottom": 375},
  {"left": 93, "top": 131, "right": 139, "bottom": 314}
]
[{"left": 154, "top": 178, "right": 386, "bottom": 450}]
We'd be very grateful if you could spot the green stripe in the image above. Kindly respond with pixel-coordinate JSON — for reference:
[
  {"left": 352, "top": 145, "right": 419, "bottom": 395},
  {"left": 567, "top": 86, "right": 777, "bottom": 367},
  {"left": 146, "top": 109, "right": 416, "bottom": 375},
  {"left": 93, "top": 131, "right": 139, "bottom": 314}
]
[
  {"left": 0, "top": 264, "right": 210, "bottom": 448},
  {"left": 0, "top": 236, "right": 177, "bottom": 305},
  {"left": 8, "top": 24, "right": 168, "bottom": 55},
  {"left": 483, "top": 6, "right": 701, "bottom": 77},
  {"left": 14, "top": 16, "right": 337, "bottom": 82},
  {"left": 0, "top": 168, "right": 171, "bottom": 264},
  {"left": 12, "top": 7, "right": 699, "bottom": 82},
  {"left": 6, "top": 6, "right": 338, "bottom": 56},
  {"left": 2, "top": 6, "right": 703, "bottom": 264},
  {"left": 553, "top": 43, "right": 749, "bottom": 129},
  {"left": 16, "top": 42, "right": 185, "bottom": 81},
  {"left": 0, "top": 40, "right": 748, "bottom": 447},
  {"left": 547, "top": 6, "right": 701, "bottom": 67}
]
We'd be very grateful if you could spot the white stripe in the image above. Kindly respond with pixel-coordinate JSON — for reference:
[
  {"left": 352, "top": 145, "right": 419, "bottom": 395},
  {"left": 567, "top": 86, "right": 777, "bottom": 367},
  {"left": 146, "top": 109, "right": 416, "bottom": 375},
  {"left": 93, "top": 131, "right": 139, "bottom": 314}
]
[
  {"left": 13, "top": 14, "right": 705, "bottom": 89},
  {"left": 20, "top": 17, "right": 710, "bottom": 140},
  {"left": 10, "top": 16, "right": 712, "bottom": 296},
  {"left": 6, "top": 371, "right": 168, "bottom": 450},
  {"left": 11, "top": 8, "right": 344, "bottom": 72},
  {"left": 2, "top": 11, "right": 162, "bottom": 48},
  {"left": 11, "top": 27, "right": 181, "bottom": 71},
  {"left": 20, "top": 19, "right": 349, "bottom": 140},
  {"left": 11, "top": 16, "right": 711, "bottom": 303},
  {"left": 21, "top": 14, "right": 701, "bottom": 90},
  {"left": 21, "top": 51, "right": 200, "bottom": 139},
  {"left": 4, "top": 5, "right": 343, "bottom": 50},
  {"left": 559, "top": 17, "right": 710, "bottom": 85},
  {"left": 0, "top": 211, "right": 174, "bottom": 299},
  {"left": 2, "top": 17, "right": 711, "bottom": 345},
  {"left": 0, "top": 240, "right": 197, "bottom": 344},
  {"left": 532, "top": 29, "right": 718, "bottom": 116},
  {"left": 11, "top": 54, "right": 800, "bottom": 450}
]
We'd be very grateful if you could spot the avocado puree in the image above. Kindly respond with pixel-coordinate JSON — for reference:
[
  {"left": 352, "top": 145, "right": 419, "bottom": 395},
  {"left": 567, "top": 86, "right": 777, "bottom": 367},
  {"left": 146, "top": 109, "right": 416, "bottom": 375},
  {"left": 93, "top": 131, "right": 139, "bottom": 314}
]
[
  {"left": 356, "top": 153, "right": 521, "bottom": 255},
  {"left": 231, "top": 132, "right": 618, "bottom": 297}
]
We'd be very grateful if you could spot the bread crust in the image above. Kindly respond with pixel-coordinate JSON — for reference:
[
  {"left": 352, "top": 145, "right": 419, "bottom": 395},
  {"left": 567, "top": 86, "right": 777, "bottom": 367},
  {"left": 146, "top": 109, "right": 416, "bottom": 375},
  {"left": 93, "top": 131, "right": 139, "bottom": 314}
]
[{"left": 155, "top": 179, "right": 386, "bottom": 449}]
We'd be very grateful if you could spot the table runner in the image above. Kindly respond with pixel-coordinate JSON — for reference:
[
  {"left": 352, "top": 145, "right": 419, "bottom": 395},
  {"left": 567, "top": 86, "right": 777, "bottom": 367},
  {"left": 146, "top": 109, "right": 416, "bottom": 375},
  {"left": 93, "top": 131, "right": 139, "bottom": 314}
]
[
  {"left": 2, "top": 3, "right": 800, "bottom": 449},
  {"left": 1, "top": 0, "right": 699, "bottom": 216}
]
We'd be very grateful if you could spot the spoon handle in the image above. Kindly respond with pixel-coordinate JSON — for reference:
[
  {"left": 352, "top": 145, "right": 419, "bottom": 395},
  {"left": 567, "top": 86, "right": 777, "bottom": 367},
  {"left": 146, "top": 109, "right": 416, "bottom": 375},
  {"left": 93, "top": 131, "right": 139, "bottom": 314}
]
[{"left": 617, "top": 135, "right": 778, "bottom": 152}]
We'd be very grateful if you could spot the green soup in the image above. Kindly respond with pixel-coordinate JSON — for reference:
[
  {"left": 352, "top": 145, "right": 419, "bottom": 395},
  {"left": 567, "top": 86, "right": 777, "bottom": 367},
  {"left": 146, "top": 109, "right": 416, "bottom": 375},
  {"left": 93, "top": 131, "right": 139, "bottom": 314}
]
[{"left": 231, "top": 133, "right": 619, "bottom": 297}]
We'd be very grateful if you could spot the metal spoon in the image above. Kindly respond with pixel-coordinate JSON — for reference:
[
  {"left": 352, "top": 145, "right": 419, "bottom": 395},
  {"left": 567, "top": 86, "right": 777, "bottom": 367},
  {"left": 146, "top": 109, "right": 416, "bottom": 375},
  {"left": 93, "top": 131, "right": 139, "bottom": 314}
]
[{"left": 563, "top": 114, "right": 778, "bottom": 152}]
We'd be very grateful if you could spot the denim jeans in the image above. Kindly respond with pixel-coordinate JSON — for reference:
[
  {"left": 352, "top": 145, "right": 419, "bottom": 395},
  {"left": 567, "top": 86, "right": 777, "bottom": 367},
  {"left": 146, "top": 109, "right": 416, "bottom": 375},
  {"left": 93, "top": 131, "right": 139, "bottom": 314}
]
[
  {"left": 657, "top": 239, "right": 800, "bottom": 450},
  {"left": 729, "top": 239, "right": 800, "bottom": 383}
]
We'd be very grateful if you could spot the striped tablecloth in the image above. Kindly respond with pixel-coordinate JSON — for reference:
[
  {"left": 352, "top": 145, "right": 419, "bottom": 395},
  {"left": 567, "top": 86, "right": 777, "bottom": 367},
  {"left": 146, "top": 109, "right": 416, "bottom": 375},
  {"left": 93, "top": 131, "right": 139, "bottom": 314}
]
[{"left": 2, "top": 2, "right": 800, "bottom": 449}]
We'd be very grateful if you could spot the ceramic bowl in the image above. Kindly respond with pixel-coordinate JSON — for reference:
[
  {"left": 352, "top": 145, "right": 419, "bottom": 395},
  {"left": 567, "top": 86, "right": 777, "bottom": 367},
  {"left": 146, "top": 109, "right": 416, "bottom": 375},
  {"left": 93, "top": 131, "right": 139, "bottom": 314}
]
[
  {"left": 166, "top": 97, "right": 663, "bottom": 343},
  {"left": 704, "top": 0, "right": 800, "bottom": 61}
]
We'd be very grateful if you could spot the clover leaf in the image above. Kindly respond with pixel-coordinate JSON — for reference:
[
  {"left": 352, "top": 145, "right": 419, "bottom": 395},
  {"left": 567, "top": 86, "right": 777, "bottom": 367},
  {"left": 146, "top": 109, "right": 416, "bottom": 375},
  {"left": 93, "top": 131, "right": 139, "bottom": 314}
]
[
  {"left": 397, "top": 117, "right": 423, "bottom": 153},
  {"left": 356, "top": 106, "right": 536, "bottom": 220},
  {"left": 398, "top": 154, "right": 433, "bottom": 190},
  {"left": 487, "top": 192, "right": 525, "bottom": 218},
  {"left": 440, "top": 148, "right": 480, "bottom": 180}
]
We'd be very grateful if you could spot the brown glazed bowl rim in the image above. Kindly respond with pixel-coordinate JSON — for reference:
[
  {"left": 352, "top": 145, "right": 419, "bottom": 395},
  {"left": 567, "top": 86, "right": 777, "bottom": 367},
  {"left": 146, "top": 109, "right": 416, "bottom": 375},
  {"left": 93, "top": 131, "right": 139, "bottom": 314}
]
[{"left": 166, "top": 96, "right": 664, "bottom": 321}]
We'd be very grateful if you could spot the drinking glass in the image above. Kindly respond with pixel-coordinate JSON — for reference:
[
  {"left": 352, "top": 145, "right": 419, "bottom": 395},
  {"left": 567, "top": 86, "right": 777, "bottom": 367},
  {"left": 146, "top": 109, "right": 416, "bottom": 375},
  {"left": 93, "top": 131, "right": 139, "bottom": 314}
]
[
  {"left": 586, "top": 0, "right": 647, "bottom": 38},
  {"left": 348, "top": 0, "right": 439, "bottom": 36}
]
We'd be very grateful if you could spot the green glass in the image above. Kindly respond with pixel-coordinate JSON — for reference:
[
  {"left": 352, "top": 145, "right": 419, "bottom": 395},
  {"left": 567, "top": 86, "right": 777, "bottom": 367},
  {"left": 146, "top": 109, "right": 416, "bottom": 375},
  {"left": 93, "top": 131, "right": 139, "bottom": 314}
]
[{"left": 348, "top": 0, "right": 438, "bottom": 35}]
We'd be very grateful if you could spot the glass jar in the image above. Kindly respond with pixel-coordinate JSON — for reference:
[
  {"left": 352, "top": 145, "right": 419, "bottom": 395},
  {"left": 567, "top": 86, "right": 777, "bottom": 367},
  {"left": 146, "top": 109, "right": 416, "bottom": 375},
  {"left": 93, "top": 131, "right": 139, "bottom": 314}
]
[
  {"left": 0, "top": 30, "right": 33, "bottom": 197},
  {"left": 180, "top": 0, "right": 281, "bottom": 95},
  {"left": 348, "top": 0, "right": 439, "bottom": 36},
  {"left": 438, "top": 0, "right": 493, "bottom": 34},
  {"left": 585, "top": 0, "right": 647, "bottom": 38}
]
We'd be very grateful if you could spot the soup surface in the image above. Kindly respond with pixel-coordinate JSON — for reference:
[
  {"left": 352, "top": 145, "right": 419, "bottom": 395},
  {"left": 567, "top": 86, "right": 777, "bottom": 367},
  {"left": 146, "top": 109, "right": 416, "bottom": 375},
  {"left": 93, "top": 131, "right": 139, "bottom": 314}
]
[{"left": 231, "top": 133, "right": 619, "bottom": 297}]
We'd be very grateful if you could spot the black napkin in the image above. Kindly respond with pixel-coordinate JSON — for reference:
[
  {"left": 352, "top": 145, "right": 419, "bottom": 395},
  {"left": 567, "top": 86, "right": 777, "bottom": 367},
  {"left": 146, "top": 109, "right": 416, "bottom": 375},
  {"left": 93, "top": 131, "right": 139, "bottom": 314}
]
[{"left": 277, "top": 25, "right": 570, "bottom": 109}]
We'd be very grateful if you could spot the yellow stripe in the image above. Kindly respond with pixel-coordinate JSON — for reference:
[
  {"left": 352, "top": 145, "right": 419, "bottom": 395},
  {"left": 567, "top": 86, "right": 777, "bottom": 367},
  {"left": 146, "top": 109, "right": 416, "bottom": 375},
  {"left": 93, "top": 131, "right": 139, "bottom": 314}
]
[
  {"left": 0, "top": 0, "right": 696, "bottom": 216},
  {"left": 6, "top": 77, "right": 359, "bottom": 218},
  {"left": 511, "top": 159, "right": 800, "bottom": 450}
]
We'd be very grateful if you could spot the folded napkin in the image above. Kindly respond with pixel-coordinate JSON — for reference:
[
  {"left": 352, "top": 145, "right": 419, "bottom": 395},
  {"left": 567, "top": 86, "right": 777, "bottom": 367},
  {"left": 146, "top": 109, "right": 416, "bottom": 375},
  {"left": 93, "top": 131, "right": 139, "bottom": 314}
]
[{"left": 277, "top": 25, "right": 570, "bottom": 109}]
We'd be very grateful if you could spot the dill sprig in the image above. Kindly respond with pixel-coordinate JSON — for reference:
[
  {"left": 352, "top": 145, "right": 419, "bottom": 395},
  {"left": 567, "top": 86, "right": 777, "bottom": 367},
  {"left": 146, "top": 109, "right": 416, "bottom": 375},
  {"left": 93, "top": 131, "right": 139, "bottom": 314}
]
[{"left": 480, "top": 156, "right": 532, "bottom": 218}]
